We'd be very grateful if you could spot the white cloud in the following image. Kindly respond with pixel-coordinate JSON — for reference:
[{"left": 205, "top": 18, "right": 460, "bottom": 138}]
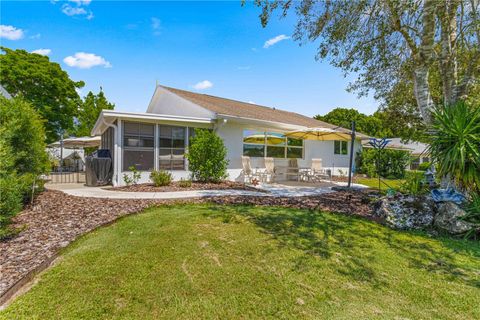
[
  {"left": 248, "top": 101, "right": 256, "bottom": 104},
  {"left": 151, "top": 17, "right": 161, "bottom": 35},
  {"left": 0, "top": 25, "right": 24, "bottom": 40},
  {"left": 63, "top": 52, "right": 111, "bottom": 69},
  {"left": 32, "top": 48, "right": 52, "bottom": 56},
  {"left": 263, "top": 34, "right": 290, "bottom": 48},
  {"left": 192, "top": 80, "right": 213, "bottom": 90},
  {"left": 29, "top": 33, "right": 41, "bottom": 39},
  {"left": 69, "top": 0, "right": 91, "bottom": 5},
  {"left": 62, "top": 4, "right": 87, "bottom": 16}
]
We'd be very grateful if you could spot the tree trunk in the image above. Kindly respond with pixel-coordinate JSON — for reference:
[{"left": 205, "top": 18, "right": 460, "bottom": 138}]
[
  {"left": 413, "top": 66, "right": 434, "bottom": 123},
  {"left": 439, "top": 0, "right": 460, "bottom": 106},
  {"left": 413, "top": 0, "right": 438, "bottom": 123}
]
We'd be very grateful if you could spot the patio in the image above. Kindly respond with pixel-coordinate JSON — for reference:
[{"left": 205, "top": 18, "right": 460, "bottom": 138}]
[{"left": 46, "top": 180, "right": 367, "bottom": 199}]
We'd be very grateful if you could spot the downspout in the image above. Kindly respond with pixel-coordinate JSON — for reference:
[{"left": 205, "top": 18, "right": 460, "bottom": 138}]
[{"left": 101, "top": 118, "right": 119, "bottom": 186}]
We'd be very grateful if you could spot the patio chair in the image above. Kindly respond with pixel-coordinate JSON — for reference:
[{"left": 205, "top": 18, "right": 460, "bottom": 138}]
[
  {"left": 263, "top": 157, "right": 276, "bottom": 183},
  {"left": 285, "top": 158, "right": 300, "bottom": 181},
  {"left": 307, "top": 158, "right": 331, "bottom": 182},
  {"left": 241, "top": 156, "right": 261, "bottom": 183}
]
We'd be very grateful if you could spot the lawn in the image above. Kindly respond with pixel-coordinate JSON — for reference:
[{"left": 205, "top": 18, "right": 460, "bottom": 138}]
[
  {"left": 355, "top": 177, "right": 405, "bottom": 191},
  {"left": 2, "top": 204, "right": 479, "bottom": 319}
]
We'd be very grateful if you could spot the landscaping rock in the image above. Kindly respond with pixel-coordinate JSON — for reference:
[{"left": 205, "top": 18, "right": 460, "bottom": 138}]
[
  {"left": 374, "top": 195, "right": 435, "bottom": 230},
  {"left": 434, "top": 202, "right": 474, "bottom": 235}
]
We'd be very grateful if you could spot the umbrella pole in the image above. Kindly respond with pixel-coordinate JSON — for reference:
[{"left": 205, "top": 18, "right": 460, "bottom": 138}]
[{"left": 347, "top": 121, "right": 356, "bottom": 188}]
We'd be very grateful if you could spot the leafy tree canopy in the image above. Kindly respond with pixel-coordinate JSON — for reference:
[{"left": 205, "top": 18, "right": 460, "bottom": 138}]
[
  {"left": 252, "top": 0, "right": 480, "bottom": 123},
  {"left": 75, "top": 88, "right": 115, "bottom": 137},
  {"left": 0, "top": 47, "right": 84, "bottom": 142}
]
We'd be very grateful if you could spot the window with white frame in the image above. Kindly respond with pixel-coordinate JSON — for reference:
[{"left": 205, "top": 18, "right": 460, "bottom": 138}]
[
  {"left": 242, "top": 130, "right": 303, "bottom": 158},
  {"left": 334, "top": 140, "right": 348, "bottom": 155},
  {"left": 123, "top": 122, "right": 155, "bottom": 171}
]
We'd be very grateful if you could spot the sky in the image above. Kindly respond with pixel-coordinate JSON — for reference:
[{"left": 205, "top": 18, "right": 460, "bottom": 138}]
[{"left": 0, "top": 0, "right": 379, "bottom": 116}]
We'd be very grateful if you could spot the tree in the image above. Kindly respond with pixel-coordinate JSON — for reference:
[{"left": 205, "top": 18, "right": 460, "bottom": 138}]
[
  {"left": 315, "top": 108, "right": 387, "bottom": 137},
  {"left": 0, "top": 47, "right": 84, "bottom": 142},
  {"left": 252, "top": 0, "right": 480, "bottom": 123},
  {"left": 75, "top": 89, "right": 115, "bottom": 137}
]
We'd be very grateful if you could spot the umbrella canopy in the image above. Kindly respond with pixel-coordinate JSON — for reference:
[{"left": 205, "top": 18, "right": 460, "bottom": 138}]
[
  {"left": 48, "top": 136, "right": 101, "bottom": 148},
  {"left": 285, "top": 127, "right": 352, "bottom": 141},
  {"left": 244, "top": 134, "right": 285, "bottom": 145}
]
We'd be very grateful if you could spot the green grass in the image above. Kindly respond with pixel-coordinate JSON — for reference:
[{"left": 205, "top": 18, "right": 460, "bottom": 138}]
[
  {"left": 2, "top": 204, "right": 479, "bottom": 319},
  {"left": 356, "top": 177, "right": 404, "bottom": 191}
]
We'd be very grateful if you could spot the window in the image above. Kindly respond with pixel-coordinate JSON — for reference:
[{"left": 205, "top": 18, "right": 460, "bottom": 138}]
[
  {"left": 242, "top": 130, "right": 303, "bottom": 159},
  {"left": 159, "top": 125, "right": 186, "bottom": 170},
  {"left": 123, "top": 122, "right": 155, "bottom": 171},
  {"left": 334, "top": 141, "right": 348, "bottom": 155}
]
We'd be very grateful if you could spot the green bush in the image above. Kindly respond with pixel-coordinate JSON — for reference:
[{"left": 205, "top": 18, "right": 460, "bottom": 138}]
[
  {"left": 178, "top": 178, "right": 192, "bottom": 188},
  {"left": 150, "top": 170, "right": 173, "bottom": 187},
  {"left": 417, "top": 162, "right": 432, "bottom": 171},
  {"left": 186, "top": 129, "right": 229, "bottom": 183},
  {"left": 429, "top": 102, "right": 480, "bottom": 194},
  {"left": 0, "top": 97, "right": 48, "bottom": 233},
  {"left": 462, "top": 193, "right": 480, "bottom": 239},
  {"left": 356, "top": 148, "right": 409, "bottom": 179},
  {"left": 400, "top": 171, "right": 428, "bottom": 196}
]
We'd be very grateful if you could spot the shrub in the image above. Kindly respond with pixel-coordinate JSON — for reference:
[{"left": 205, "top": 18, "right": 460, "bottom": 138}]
[
  {"left": 462, "top": 193, "right": 480, "bottom": 239},
  {"left": 178, "top": 178, "right": 192, "bottom": 188},
  {"left": 150, "top": 170, "right": 173, "bottom": 187},
  {"left": 186, "top": 129, "right": 229, "bottom": 183},
  {"left": 417, "top": 162, "right": 432, "bottom": 171},
  {"left": 0, "top": 97, "right": 48, "bottom": 233},
  {"left": 428, "top": 102, "right": 480, "bottom": 194},
  {"left": 400, "top": 171, "right": 428, "bottom": 196},
  {"left": 356, "top": 148, "right": 409, "bottom": 179},
  {"left": 123, "top": 166, "right": 141, "bottom": 186}
]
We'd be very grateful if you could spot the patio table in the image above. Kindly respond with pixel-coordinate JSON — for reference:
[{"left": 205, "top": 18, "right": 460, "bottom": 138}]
[{"left": 275, "top": 166, "right": 310, "bottom": 182}]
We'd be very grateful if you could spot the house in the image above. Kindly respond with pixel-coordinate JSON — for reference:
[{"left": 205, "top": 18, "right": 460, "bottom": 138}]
[{"left": 92, "top": 85, "right": 368, "bottom": 186}]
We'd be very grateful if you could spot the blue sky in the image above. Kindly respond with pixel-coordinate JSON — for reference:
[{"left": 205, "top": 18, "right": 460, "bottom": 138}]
[{"left": 1, "top": 1, "right": 378, "bottom": 116}]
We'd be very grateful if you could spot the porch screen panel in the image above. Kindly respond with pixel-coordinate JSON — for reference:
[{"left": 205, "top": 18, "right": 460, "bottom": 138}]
[
  {"left": 123, "top": 122, "right": 154, "bottom": 171},
  {"left": 159, "top": 125, "right": 186, "bottom": 170}
]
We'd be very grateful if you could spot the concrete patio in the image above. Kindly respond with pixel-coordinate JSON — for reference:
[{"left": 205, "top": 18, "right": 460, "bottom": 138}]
[{"left": 46, "top": 181, "right": 368, "bottom": 199}]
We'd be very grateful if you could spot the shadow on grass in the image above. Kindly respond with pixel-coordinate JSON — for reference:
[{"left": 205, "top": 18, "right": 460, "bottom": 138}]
[{"left": 203, "top": 204, "right": 480, "bottom": 289}]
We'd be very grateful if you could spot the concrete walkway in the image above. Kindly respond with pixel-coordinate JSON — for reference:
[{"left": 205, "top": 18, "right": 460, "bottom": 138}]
[{"left": 46, "top": 181, "right": 368, "bottom": 199}]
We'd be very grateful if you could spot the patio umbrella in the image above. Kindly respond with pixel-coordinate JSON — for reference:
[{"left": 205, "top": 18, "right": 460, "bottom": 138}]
[
  {"left": 244, "top": 134, "right": 285, "bottom": 145},
  {"left": 285, "top": 127, "right": 352, "bottom": 141},
  {"left": 48, "top": 136, "right": 101, "bottom": 148},
  {"left": 285, "top": 123, "right": 359, "bottom": 187}
]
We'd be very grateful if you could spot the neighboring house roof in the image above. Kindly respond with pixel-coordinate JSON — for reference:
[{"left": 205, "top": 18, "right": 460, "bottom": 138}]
[
  {"left": 388, "top": 138, "right": 429, "bottom": 155},
  {"left": 0, "top": 85, "right": 12, "bottom": 100},
  {"left": 362, "top": 137, "right": 429, "bottom": 155},
  {"left": 160, "top": 86, "right": 368, "bottom": 137}
]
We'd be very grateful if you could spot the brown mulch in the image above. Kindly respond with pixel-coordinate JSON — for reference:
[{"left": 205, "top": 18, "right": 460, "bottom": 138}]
[
  {"left": 107, "top": 180, "right": 262, "bottom": 193},
  {"left": 0, "top": 189, "right": 375, "bottom": 301}
]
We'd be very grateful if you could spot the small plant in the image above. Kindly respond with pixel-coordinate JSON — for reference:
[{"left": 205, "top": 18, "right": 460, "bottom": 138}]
[
  {"left": 400, "top": 171, "right": 428, "bottom": 196},
  {"left": 178, "top": 178, "right": 192, "bottom": 188},
  {"left": 150, "top": 170, "right": 173, "bottom": 187},
  {"left": 123, "top": 166, "right": 141, "bottom": 186},
  {"left": 462, "top": 193, "right": 480, "bottom": 239}
]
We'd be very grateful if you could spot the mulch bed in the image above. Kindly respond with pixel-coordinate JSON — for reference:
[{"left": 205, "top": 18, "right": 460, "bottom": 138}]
[
  {"left": 107, "top": 180, "right": 261, "bottom": 193},
  {"left": 0, "top": 189, "right": 376, "bottom": 304}
]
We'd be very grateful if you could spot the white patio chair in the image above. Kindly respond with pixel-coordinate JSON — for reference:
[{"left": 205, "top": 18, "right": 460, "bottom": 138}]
[
  {"left": 307, "top": 158, "right": 331, "bottom": 182},
  {"left": 263, "top": 157, "right": 276, "bottom": 183},
  {"left": 241, "top": 156, "right": 261, "bottom": 183}
]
